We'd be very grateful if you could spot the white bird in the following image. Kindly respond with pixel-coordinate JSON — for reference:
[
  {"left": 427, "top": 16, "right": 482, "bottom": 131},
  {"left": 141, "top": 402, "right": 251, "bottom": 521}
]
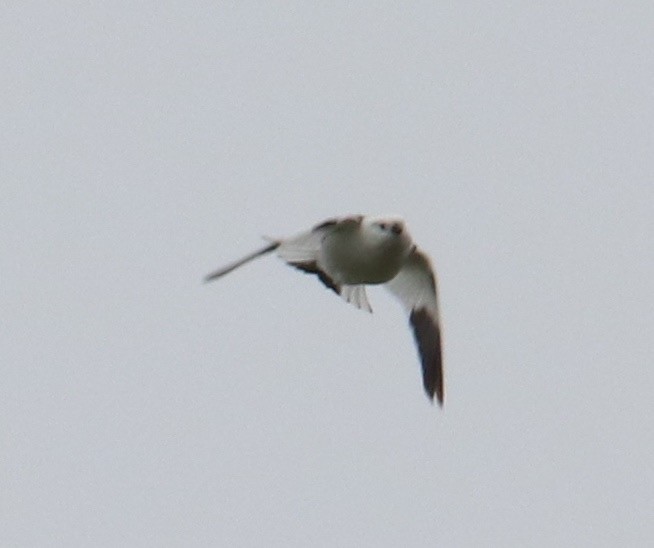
[{"left": 205, "top": 215, "right": 444, "bottom": 406}]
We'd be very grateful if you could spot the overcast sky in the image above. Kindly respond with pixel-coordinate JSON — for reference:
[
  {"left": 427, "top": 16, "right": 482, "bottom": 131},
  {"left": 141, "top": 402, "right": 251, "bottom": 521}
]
[{"left": 2, "top": 2, "right": 653, "bottom": 546}]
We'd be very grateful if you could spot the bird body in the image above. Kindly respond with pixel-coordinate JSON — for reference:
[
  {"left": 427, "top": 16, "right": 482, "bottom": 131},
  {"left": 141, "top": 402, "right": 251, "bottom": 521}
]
[
  {"left": 205, "top": 214, "right": 444, "bottom": 405},
  {"left": 317, "top": 216, "right": 413, "bottom": 285}
]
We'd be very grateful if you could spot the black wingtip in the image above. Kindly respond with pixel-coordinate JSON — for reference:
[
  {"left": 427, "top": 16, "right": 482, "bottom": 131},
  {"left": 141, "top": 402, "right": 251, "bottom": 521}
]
[
  {"left": 410, "top": 308, "right": 444, "bottom": 408},
  {"left": 204, "top": 271, "right": 223, "bottom": 284},
  {"left": 425, "top": 387, "right": 444, "bottom": 407}
]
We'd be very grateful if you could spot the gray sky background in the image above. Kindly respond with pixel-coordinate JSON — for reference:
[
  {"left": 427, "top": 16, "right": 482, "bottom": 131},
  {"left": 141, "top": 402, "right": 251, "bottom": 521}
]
[{"left": 2, "top": 2, "right": 653, "bottom": 546}]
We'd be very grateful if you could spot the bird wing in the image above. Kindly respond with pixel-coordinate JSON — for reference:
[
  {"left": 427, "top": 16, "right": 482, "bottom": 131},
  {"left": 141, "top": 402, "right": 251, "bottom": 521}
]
[
  {"left": 385, "top": 248, "right": 444, "bottom": 405},
  {"left": 276, "top": 215, "right": 362, "bottom": 263}
]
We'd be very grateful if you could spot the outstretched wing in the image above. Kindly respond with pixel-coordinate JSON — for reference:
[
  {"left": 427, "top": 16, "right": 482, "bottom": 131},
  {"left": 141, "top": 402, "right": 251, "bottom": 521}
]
[{"left": 385, "top": 248, "right": 444, "bottom": 405}]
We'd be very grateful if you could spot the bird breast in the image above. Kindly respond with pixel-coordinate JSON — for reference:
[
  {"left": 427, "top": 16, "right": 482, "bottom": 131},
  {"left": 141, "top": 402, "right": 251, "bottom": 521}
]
[{"left": 320, "top": 229, "right": 412, "bottom": 285}]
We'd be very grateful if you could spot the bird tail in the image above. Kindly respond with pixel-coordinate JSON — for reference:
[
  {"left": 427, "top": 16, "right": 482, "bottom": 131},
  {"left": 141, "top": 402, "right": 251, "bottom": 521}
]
[{"left": 204, "top": 241, "right": 280, "bottom": 282}]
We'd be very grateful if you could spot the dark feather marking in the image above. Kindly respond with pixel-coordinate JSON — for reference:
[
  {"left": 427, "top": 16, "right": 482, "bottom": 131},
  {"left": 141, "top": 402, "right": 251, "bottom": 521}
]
[
  {"left": 289, "top": 261, "right": 341, "bottom": 295},
  {"left": 312, "top": 219, "right": 339, "bottom": 232},
  {"left": 409, "top": 308, "right": 444, "bottom": 406},
  {"left": 312, "top": 215, "right": 363, "bottom": 233}
]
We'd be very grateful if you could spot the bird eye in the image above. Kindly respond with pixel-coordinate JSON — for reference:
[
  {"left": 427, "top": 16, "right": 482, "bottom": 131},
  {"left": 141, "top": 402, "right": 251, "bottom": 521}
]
[{"left": 379, "top": 223, "right": 387, "bottom": 230}]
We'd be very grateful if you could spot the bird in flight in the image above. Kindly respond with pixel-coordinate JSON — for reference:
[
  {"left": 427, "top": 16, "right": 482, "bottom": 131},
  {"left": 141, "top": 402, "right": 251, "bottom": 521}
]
[{"left": 205, "top": 215, "right": 444, "bottom": 406}]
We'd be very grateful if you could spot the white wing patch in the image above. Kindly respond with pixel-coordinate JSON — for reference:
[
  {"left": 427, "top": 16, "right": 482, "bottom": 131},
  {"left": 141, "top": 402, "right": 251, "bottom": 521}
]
[
  {"left": 276, "top": 215, "right": 362, "bottom": 264},
  {"left": 385, "top": 248, "right": 438, "bottom": 315},
  {"left": 276, "top": 227, "right": 328, "bottom": 263}
]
